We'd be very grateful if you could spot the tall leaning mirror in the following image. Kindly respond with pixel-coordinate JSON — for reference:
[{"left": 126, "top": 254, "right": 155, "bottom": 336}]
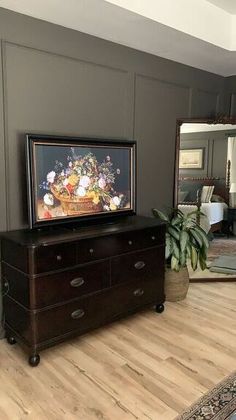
[{"left": 174, "top": 118, "right": 236, "bottom": 280}]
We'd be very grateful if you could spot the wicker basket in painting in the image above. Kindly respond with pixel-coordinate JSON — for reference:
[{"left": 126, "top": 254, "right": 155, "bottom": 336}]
[
  {"left": 51, "top": 187, "right": 102, "bottom": 215},
  {"left": 165, "top": 267, "right": 189, "bottom": 302}
]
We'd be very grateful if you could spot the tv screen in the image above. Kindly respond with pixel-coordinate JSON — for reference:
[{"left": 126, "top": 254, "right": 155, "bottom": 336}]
[{"left": 26, "top": 135, "right": 136, "bottom": 228}]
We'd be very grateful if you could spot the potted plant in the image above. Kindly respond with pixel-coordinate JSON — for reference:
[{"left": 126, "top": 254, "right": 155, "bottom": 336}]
[{"left": 152, "top": 208, "right": 209, "bottom": 301}]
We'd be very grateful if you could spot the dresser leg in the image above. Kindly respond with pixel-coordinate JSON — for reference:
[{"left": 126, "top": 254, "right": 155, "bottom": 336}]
[
  {"left": 6, "top": 336, "right": 17, "bottom": 345},
  {"left": 155, "top": 303, "right": 164, "bottom": 313},
  {"left": 28, "top": 354, "right": 40, "bottom": 367}
]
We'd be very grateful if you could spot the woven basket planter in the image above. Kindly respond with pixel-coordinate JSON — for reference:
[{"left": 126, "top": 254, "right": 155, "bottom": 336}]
[{"left": 165, "top": 267, "right": 189, "bottom": 302}]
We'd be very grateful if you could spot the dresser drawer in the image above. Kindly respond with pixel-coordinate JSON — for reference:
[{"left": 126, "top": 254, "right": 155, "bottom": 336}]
[
  {"left": 34, "top": 243, "right": 76, "bottom": 273},
  {"left": 31, "top": 261, "right": 110, "bottom": 309},
  {"left": 34, "top": 275, "right": 164, "bottom": 344},
  {"left": 77, "top": 226, "right": 165, "bottom": 263},
  {"left": 35, "top": 293, "right": 106, "bottom": 343},
  {"left": 111, "top": 246, "right": 165, "bottom": 285},
  {"left": 104, "top": 277, "right": 164, "bottom": 321}
]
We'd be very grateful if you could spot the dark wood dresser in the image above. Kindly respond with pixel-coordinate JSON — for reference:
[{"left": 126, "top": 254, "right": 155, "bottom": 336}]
[{"left": 1, "top": 216, "right": 166, "bottom": 366}]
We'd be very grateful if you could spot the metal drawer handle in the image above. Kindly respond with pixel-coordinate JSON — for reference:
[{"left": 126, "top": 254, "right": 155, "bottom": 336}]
[
  {"left": 133, "top": 288, "right": 144, "bottom": 297},
  {"left": 56, "top": 255, "right": 62, "bottom": 261},
  {"left": 71, "top": 309, "right": 85, "bottom": 320},
  {"left": 89, "top": 248, "right": 94, "bottom": 254},
  {"left": 134, "top": 261, "right": 145, "bottom": 270},
  {"left": 128, "top": 240, "right": 133, "bottom": 245},
  {"left": 70, "top": 277, "right": 85, "bottom": 288},
  {"left": 151, "top": 236, "right": 156, "bottom": 240}
]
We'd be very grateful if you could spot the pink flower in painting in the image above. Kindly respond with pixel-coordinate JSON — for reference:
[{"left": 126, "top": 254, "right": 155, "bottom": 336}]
[
  {"left": 98, "top": 177, "right": 106, "bottom": 189},
  {"left": 79, "top": 176, "right": 90, "bottom": 188},
  {"left": 43, "top": 210, "right": 52, "bottom": 219}
]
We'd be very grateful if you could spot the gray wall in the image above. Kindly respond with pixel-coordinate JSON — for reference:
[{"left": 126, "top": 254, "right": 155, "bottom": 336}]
[{"left": 0, "top": 8, "right": 229, "bottom": 232}]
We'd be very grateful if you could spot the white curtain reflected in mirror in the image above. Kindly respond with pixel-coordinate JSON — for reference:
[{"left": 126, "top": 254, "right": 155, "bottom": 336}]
[{"left": 227, "top": 136, "right": 236, "bottom": 207}]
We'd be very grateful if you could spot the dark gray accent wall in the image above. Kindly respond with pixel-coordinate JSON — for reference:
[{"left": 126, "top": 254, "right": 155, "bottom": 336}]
[
  {"left": 0, "top": 8, "right": 229, "bottom": 231},
  {"left": 226, "top": 76, "right": 236, "bottom": 117}
]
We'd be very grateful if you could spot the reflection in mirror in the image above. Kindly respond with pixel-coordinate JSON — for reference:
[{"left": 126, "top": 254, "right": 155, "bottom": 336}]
[
  {"left": 174, "top": 118, "right": 236, "bottom": 281},
  {"left": 175, "top": 118, "right": 236, "bottom": 280}
]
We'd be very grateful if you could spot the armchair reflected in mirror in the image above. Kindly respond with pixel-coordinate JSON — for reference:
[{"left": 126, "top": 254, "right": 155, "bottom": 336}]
[{"left": 174, "top": 118, "right": 236, "bottom": 235}]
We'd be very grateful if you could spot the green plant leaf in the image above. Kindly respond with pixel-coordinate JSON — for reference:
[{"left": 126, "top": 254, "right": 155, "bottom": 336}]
[
  {"left": 165, "top": 234, "right": 172, "bottom": 259},
  {"left": 191, "top": 247, "right": 198, "bottom": 271},
  {"left": 180, "top": 251, "right": 186, "bottom": 267},
  {"left": 171, "top": 236, "right": 180, "bottom": 260},
  {"left": 168, "top": 226, "right": 180, "bottom": 241},
  {"left": 171, "top": 216, "right": 182, "bottom": 227},
  {"left": 189, "top": 228, "right": 203, "bottom": 248},
  {"left": 171, "top": 255, "right": 179, "bottom": 272},
  {"left": 199, "top": 253, "right": 207, "bottom": 270},
  {"left": 152, "top": 208, "right": 169, "bottom": 222},
  {"left": 186, "top": 244, "right": 191, "bottom": 258},
  {"left": 194, "top": 226, "right": 209, "bottom": 249},
  {"left": 180, "top": 231, "right": 189, "bottom": 253}
]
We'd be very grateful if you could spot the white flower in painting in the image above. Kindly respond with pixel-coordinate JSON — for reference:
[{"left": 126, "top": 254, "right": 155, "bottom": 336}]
[
  {"left": 112, "top": 196, "right": 121, "bottom": 206},
  {"left": 98, "top": 177, "right": 106, "bottom": 189},
  {"left": 63, "top": 179, "right": 69, "bottom": 186},
  {"left": 47, "top": 171, "right": 56, "bottom": 184},
  {"left": 77, "top": 186, "right": 86, "bottom": 197},
  {"left": 61, "top": 170, "right": 65, "bottom": 176},
  {"left": 79, "top": 176, "right": 90, "bottom": 188},
  {"left": 69, "top": 161, "right": 73, "bottom": 168},
  {"left": 103, "top": 205, "right": 110, "bottom": 211},
  {"left": 43, "top": 193, "right": 54, "bottom": 206}
]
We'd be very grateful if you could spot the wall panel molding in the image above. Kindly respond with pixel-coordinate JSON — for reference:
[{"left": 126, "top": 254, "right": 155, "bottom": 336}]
[
  {"left": 0, "top": 41, "right": 7, "bottom": 231},
  {"left": 134, "top": 74, "right": 190, "bottom": 215},
  {"left": 229, "top": 93, "right": 236, "bottom": 116},
  {"left": 4, "top": 40, "right": 129, "bottom": 76},
  {"left": 4, "top": 42, "right": 131, "bottom": 229}
]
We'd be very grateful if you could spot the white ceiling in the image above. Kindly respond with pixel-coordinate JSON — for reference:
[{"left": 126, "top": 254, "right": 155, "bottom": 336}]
[
  {"left": 1, "top": 0, "right": 236, "bottom": 76},
  {"left": 206, "top": 0, "right": 236, "bottom": 14}
]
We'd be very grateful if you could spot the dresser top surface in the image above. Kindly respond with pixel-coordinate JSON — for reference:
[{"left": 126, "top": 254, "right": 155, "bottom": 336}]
[{"left": 0, "top": 216, "right": 165, "bottom": 247}]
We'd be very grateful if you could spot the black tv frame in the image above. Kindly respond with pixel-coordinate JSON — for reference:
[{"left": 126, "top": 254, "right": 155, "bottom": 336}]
[{"left": 26, "top": 134, "right": 137, "bottom": 229}]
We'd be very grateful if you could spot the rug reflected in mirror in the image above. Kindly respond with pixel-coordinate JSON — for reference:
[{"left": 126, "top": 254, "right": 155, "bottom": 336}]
[
  {"left": 188, "top": 238, "right": 236, "bottom": 281},
  {"left": 175, "top": 371, "right": 236, "bottom": 420}
]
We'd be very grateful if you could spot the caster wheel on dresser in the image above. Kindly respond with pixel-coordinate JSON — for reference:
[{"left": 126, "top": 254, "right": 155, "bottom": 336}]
[
  {"left": 28, "top": 354, "right": 40, "bottom": 367},
  {"left": 155, "top": 303, "right": 165, "bottom": 313},
  {"left": 7, "top": 336, "right": 16, "bottom": 345}
]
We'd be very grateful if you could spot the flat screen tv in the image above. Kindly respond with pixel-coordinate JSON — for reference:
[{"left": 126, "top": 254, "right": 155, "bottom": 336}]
[{"left": 26, "top": 134, "right": 136, "bottom": 229}]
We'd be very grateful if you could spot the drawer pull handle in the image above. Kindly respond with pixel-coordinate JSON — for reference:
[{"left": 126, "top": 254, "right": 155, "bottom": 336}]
[
  {"left": 89, "top": 248, "right": 94, "bottom": 254},
  {"left": 128, "top": 240, "right": 133, "bottom": 245},
  {"left": 70, "top": 277, "right": 85, "bottom": 288},
  {"left": 56, "top": 255, "right": 62, "bottom": 261},
  {"left": 133, "top": 288, "right": 144, "bottom": 297},
  {"left": 151, "top": 236, "right": 156, "bottom": 240},
  {"left": 134, "top": 261, "right": 145, "bottom": 270},
  {"left": 71, "top": 309, "right": 85, "bottom": 320}
]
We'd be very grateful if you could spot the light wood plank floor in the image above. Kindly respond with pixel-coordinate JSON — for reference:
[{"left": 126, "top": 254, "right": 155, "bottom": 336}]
[{"left": 0, "top": 282, "right": 235, "bottom": 420}]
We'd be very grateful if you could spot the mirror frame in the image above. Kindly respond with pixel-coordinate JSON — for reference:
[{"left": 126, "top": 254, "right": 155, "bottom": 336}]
[{"left": 174, "top": 117, "right": 236, "bottom": 207}]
